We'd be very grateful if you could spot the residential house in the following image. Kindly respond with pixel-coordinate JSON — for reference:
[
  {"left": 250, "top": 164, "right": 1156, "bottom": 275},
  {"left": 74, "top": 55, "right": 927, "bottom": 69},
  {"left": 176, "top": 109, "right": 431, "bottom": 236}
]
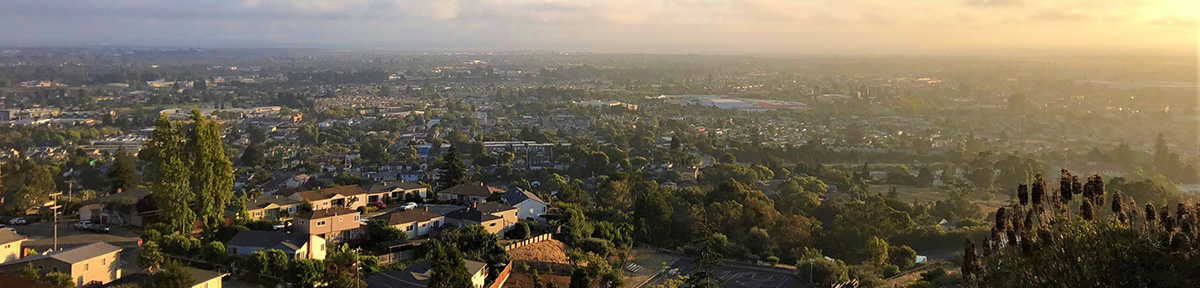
[
  {"left": 0, "top": 229, "right": 28, "bottom": 263},
  {"left": 184, "top": 268, "right": 227, "bottom": 288},
  {"left": 0, "top": 242, "right": 122, "bottom": 287},
  {"left": 378, "top": 208, "right": 444, "bottom": 240},
  {"left": 437, "top": 183, "right": 502, "bottom": 204},
  {"left": 445, "top": 202, "right": 517, "bottom": 235},
  {"left": 365, "top": 181, "right": 429, "bottom": 203},
  {"left": 285, "top": 185, "right": 367, "bottom": 210},
  {"left": 77, "top": 188, "right": 152, "bottom": 226},
  {"left": 294, "top": 208, "right": 366, "bottom": 244},
  {"left": 226, "top": 230, "right": 326, "bottom": 260},
  {"left": 364, "top": 259, "right": 488, "bottom": 288},
  {"left": 500, "top": 187, "right": 548, "bottom": 221},
  {"left": 241, "top": 195, "right": 302, "bottom": 221},
  {"left": 103, "top": 267, "right": 227, "bottom": 288}
]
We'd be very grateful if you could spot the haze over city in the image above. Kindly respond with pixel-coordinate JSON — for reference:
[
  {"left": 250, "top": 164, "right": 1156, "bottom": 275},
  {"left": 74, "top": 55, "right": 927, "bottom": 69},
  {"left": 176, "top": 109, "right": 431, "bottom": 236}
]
[
  {"left": 1, "top": 0, "right": 1196, "bottom": 55},
  {"left": 1, "top": 1, "right": 1200, "bottom": 288}
]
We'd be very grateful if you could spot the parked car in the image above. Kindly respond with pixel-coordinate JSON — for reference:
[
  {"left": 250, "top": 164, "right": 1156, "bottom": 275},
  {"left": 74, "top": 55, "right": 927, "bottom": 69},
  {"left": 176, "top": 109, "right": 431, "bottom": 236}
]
[
  {"left": 371, "top": 202, "right": 387, "bottom": 209},
  {"left": 400, "top": 202, "right": 418, "bottom": 211},
  {"left": 86, "top": 224, "right": 110, "bottom": 233},
  {"left": 73, "top": 220, "right": 93, "bottom": 230},
  {"left": 8, "top": 217, "right": 26, "bottom": 225},
  {"left": 272, "top": 223, "right": 287, "bottom": 230}
]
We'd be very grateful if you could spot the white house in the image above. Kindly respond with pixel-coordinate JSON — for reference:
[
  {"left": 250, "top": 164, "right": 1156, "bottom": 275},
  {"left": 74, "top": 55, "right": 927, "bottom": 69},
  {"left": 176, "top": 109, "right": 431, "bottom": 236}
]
[{"left": 500, "top": 187, "right": 548, "bottom": 221}]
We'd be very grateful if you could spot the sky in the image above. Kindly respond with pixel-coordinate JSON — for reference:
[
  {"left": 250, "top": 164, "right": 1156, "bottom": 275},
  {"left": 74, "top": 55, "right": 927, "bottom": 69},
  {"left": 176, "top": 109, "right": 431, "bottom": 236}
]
[{"left": 0, "top": 0, "right": 1196, "bottom": 55}]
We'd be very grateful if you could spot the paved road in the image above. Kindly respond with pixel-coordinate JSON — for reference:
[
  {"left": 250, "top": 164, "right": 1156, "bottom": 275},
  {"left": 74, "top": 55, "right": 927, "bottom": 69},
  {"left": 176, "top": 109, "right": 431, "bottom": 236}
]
[
  {"left": 12, "top": 221, "right": 141, "bottom": 251},
  {"left": 644, "top": 259, "right": 803, "bottom": 288}
]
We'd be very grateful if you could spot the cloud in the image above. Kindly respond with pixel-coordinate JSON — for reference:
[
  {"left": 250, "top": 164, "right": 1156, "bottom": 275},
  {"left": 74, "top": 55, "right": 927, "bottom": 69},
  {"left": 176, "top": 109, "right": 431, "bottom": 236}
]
[
  {"left": 964, "top": 0, "right": 1025, "bottom": 8},
  {"left": 1149, "top": 17, "right": 1197, "bottom": 27},
  {"left": 0, "top": 0, "right": 1192, "bottom": 55}
]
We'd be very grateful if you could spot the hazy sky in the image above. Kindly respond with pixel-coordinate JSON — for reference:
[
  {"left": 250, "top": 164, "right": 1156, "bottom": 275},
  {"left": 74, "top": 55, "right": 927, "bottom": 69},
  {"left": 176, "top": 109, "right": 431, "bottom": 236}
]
[{"left": 1, "top": 0, "right": 1195, "bottom": 55}]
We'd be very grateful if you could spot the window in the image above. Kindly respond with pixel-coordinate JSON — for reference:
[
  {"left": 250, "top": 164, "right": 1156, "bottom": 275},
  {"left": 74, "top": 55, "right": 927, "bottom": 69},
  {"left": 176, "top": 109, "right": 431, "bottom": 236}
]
[
  {"left": 102, "top": 258, "right": 106, "bottom": 265},
  {"left": 338, "top": 217, "right": 343, "bottom": 222},
  {"left": 406, "top": 225, "right": 413, "bottom": 231},
  {"left": 52, "top": 267, "right": 58, "bottom": 272},
  {"left": 3, "top": 244, "right": 8, "bottom": 248},
  {"left": 490, "top": 223, "right": 496, "bottom": 227},
  {"left": 85, "top": 263, "right": 89, "bottom": 271},
  {"left": 316, "top": 221, "right": 326, "bottom": 227}
]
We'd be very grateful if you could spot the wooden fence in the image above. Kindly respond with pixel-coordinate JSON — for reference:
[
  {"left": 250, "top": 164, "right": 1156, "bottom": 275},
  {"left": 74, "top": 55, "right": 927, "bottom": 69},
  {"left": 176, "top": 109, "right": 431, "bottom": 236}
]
[
  {"left": 503, "top": 234, "right": 553, "bottom": 251},
  {"left": 487, "top": 261, "right": 514, "bottom": 288}
]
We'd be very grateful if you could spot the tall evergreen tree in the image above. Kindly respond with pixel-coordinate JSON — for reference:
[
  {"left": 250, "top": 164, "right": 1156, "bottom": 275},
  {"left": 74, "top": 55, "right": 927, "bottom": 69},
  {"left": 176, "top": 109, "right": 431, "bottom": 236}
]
[
  {"left": 427, "top": 241, "right": 472, "bottom": 288},
  {"left": 437, "top": 144, "right": 468, "bottom": 190},
  {"left": 143, "top": 114, "right": 195, "bottom": 233},
  {"left": 186, "top": 110, "right": 234, "bottom": 233},
  {"left": 109, "top": 148, "right": 141, "bottom": 195}
]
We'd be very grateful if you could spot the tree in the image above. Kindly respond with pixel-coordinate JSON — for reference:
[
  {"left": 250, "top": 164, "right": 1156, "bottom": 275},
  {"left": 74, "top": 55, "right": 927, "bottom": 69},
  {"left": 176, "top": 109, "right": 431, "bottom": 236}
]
[
  {"left": 241, "top": 143, "right": 264, "bottom": 166},
  {"left": 42, "top": 272, "right": 73, "bottom": 288},
  {"left": 248, "top": 250, "right": 270, "bottom": 275},
  {"left": 289, "top": 258, "right": 325, "bottom": 288},
  {"left": 427, "top": 241, "right": 472, "bottom": 288},
  {"left": 200, "top": 241, "right": 226, "bottom": 263},
  {"left": 368, "top": 219, "right": 407, "bottom": 242},
  {"left": 266, "top": 249, "right": 289, "bottom": 275},
  {"left": 109, "top": 148, "right": 141, "bottom": 195},
  {"left": 437, "top": 144, "right": 468, "bottom": 191},
  {"left": 1, "top": 157, "right": 56, "bottom": 212},
  {"left": 887, "top": 245, "right": 917, "bottom": 270},
  {"left": 138, "top": 241, "right": 166, "bottom": 273},
  {"left": 143, "top": 114, "right": 196, "bottom": 233},
  {"left": 507, "top": 222, "right": 531, "bottom": 240},
  {"left": 186, "top": 109, "right": 235, "bottom": 233},
  {"left": 570, "top": 268, "right": 591, "bottom": 288},
  {"left": 797, "top": 258, "right": 850, "bottom": 287},
  {"left": 151, "top": 260, "right": 196, "bottom": 288}
]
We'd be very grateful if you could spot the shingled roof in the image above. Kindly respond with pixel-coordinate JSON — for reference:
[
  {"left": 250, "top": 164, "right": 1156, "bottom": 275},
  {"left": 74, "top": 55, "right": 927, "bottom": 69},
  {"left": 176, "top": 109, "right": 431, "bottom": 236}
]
[
  {"left": 381, "top": 209, "right": 443, "bottom": 226},
  {"left": 227, "top": 230, "right": 312, "bottom": 252},
  {"left": 437, "top": 183, "right": 501, "bottom": 198},
  {"left": 287, "top": 185, "right": 366, "bottom": 201},
  {"left": 295, "top": 207, "right": 359, "bottom": 220},
  {"left": 501, "top": 187, "right": 546, "bottom": 205}
]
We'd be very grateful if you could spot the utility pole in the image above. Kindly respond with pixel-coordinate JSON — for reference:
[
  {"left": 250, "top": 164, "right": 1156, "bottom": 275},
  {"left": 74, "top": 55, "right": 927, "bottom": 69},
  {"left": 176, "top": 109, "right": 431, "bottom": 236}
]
[{"left": 48, "top": 192, "right": 62, "bottom": 251}]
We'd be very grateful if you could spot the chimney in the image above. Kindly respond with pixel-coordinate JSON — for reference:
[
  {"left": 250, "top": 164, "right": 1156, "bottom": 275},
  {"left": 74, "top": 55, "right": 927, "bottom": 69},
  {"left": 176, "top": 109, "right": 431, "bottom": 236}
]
[
  {"left": 116, "top": 188, "right": 122, "bottom": 194},
  {"left": 424, "top": 206, "right": 429, "bottom": 212},
  {"left": 472, "top": 202, "right": 478, "bottom": 209}
]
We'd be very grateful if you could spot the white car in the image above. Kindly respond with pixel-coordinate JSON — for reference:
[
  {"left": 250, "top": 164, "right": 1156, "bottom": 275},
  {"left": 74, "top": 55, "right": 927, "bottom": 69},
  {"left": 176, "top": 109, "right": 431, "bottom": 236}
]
[
  {"left": 73, "top": 220, "right": 93, "bottom": 230},
  {"left": 401, "top": 202, "right": 418, "bottom": 211},
  {"left": 8, "top": 217, "right": 26, "bottom": 225}
]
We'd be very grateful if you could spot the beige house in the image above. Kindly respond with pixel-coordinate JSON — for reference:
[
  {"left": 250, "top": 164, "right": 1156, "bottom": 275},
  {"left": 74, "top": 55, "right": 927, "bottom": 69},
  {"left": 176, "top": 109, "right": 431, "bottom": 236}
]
[
  {"left": 294, "top": 208, "right": 366, "bottom": 244},
  {"left": 185, "top": 268, "right": 228, "bottom": 288},
  {"left": 227, "top": 230, "right": 327, "bottom": 260},
  {"left": 285, "top": 185, "right": 367, "bottom": 211},
  {"left": 0, "top": 229, "right": 28, "bottom": 263},
  {"left": 378, "top": 208, "right": 444, "bottom": 240},
  {"left": 437, "top": 183, "right": 503, "bottom": 204},
  {"left": 242, "top": 195, "right": 303, "bottom": 221},
  {"left": 445, "top": 202, "right": 518, "bottom": 235},
  {"left": 0, "top": 242, "right": 122, "bottom": 287},
  {"left": 365, "top": 181, "right": 429, "bottom": 203}
]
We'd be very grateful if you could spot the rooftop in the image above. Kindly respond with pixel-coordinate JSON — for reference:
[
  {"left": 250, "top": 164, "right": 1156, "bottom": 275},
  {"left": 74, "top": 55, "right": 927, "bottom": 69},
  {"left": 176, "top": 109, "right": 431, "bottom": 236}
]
[
  {"left": 227, "top": 230, "right": 312, "bottom": 252},
  {"left": 438, "top": 183, "right": 501, "bottom": 197},
  {"left": 295, "top": 207, "right": 360, "bottom": 220},
  {"left": 381, "top": 209, "right": 443, "bottom": 226}
]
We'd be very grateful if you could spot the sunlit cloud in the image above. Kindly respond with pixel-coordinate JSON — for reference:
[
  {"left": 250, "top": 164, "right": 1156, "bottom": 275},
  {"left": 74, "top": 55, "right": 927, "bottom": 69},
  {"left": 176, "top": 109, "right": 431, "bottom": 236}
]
[{"left": 0, "top": 0, "right": 1193, "bottom": 55}]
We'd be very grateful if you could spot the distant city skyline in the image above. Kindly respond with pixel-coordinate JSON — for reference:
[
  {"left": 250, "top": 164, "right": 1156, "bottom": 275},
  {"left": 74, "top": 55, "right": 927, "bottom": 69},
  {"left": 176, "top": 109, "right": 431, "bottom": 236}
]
[{"left": 0, "top": 0, "right": 1195, "bottom": 55}]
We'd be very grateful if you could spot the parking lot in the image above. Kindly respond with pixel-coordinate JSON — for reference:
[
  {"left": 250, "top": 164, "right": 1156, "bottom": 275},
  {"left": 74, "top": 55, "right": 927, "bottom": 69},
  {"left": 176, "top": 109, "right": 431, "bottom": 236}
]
[{"left": 645, "top": 259, "right": 803, "bottom": 288}]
